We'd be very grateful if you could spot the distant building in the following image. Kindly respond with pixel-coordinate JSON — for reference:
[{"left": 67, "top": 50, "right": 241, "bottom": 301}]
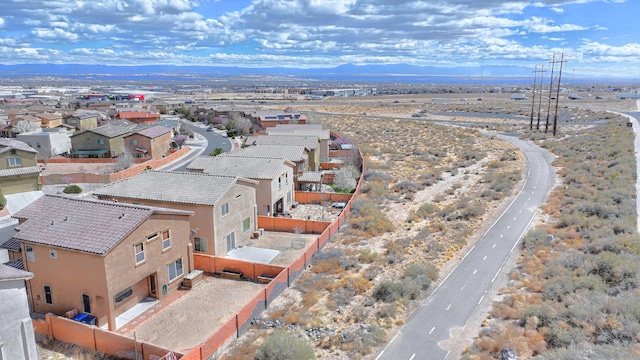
[{"left": 510, "top": 94, "right": 528, "bottom": 100}]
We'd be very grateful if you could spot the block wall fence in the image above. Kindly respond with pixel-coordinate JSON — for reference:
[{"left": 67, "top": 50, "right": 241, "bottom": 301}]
[{"left": 33, "top": 140, "right": 363, "bottom": 360}]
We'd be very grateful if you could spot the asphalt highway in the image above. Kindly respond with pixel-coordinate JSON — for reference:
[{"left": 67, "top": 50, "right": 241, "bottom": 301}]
[{"left": 375, "top": 134, "right": 555, "bottom": 360}]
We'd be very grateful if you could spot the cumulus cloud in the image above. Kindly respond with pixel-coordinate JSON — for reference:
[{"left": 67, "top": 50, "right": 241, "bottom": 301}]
[{"left": 0, "top": 0, "right": 635, "bottom": 75}]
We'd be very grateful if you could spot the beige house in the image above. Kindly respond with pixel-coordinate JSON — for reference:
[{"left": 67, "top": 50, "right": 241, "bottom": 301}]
[
  {"left": 63, "top": 111, "right": 99, "bottom": 131},
  {"left": 14, "top": 195, "right": 193, "bottom": 331},
  {"left": 35, "top": 113, "right": 64, "bottom": 129},
  {"left": 0, "top": 138, "right": 42, "bottom": 195},
  {"left": 245, "top": 134, "right": 321, "bottom": 171},
  {"left": 123, "top": 126, "right": 172, "bottom": 159},
  {"left": 266, "top": 124, "right": 331, "bottom": 163},
  {"left": 93, "top": 171, "right": 259, "bottom": 257},
  {"left": 188, "top": 156, "right": 295, "bottom": 216},
  {"left": 70, "top": 124, "right": 132, "bottom": 158}
]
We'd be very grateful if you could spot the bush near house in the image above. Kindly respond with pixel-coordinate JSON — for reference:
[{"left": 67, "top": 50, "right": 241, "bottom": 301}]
[
  {"left": 63, "top": 185, "right": 83, "bottom": 194},
  {"left": 255, "top": 330, "right": 316, "bottom": 360},
  {"left": 0, "top": 193, "right": 6, "bottom": 210}
]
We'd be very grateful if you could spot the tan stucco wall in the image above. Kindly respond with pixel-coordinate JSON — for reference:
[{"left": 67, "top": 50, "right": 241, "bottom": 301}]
[
  {"left": 0, "top": 150, "right": 37, "bottom": 170},
  {"left": 71, "top": 132, "right": 125, "bottom": 157},
  {"left": 23, "top": 212, "right": 191, "bottom": 331}
]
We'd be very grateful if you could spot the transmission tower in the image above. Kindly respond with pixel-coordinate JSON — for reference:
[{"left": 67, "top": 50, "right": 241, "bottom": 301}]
[{"left": 552, "top": 53, "right": 566, "bottom": 137}]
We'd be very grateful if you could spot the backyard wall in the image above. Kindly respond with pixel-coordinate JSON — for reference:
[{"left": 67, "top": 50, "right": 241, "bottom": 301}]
[
  {"left": 41, "top": 147, "right": 189, "bottom": 185},
  {"left": 33, "top": 136, "right": 364, "bottom": 360}
]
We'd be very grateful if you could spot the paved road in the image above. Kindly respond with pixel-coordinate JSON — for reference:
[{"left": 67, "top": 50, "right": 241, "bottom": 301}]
[
  {"left": 166, "top": 122, "right": 232, "bottom": 172},
  {"left": 376, "top": 134, "right": 555, "bottom": 360}
]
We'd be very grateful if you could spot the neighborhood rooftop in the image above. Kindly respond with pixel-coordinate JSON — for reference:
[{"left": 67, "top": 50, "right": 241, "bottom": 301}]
[
  {"left": 200, "top": 156, "right": 293, "bottom": 179},
  {"left": 0, "top": 137, "right": 39, "bottom": 154},
  {"left": 0, "top": 263, "right": 33, "bottom": 281},
  {"left": 228, "top": 144, "right": 308, "bottom": 162},
  {"left": 93, "top": 170, "right": 258, "bottom": 206},
  {"left": 12, "top": 195, "right": 193, "bottom": 255},
  {"left": 246, "top": 134, "right": 319, "bottom": 149}
]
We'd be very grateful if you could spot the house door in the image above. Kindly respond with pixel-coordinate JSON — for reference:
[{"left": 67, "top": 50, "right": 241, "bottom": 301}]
[
  {"left": 275, "top": 198, "right": 284, "bottom": 214},
  {"left": 149, "top": 273, "right": 157, "bottom": 298}
]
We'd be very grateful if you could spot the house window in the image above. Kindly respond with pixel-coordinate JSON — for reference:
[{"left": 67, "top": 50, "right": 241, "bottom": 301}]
[
  {"left": 286, "top": 173, "right": 289, "bottom": 184},
  {"left": 36, "top": 142, "right": 41, "bottom": 148},
  {"left": 243, "top": 218, "right": 251, "bottom": 233},
  {"left": 225, "top": 232, "right": 236, "bottom": 252},
  {"left": 287, "top": 191, "right": 292, "bottom": 204},
  {"left": 82, "top": 294, "right": 91, "bottom": 314},
  {"left": 50, "top": 249, "right": 57, "bottom": 259},
  {"left": 131, "top": 139, "right": 138, "bottom": 146},
  {"left": 221, "top": 202, "right": 229, "bottom": 217},
  {"left": 194, "top": 237, "right": 208, "bottom": 252},
  {"left": 146, "top": 232, "right": 158, "bottom": 242},
  {"left": 25, "top": 245, "right": 35, "bottom": 262},
  {"left": 168, "top": 258, "right": 183, "bottom": 282},
  {"left": 162, "top": 230, "right": 171, "bottom": 250},
  {"left": 97, "top": 138, "right": 104, "bottom": 145},
  {"left": 114, "top": 286, "right": 133, "bottom": 304},
  {"left": 8, "top": 157, "right": 21, "bottom": 167},
  {"left": 278, "top": 177, "right": 282, "bottom": 189},
  {"left": 134, "top": 242, "right": 145, "bottom": 264},
  {"left": 44, "top": 285, "right": 52, "bottom": 305}
]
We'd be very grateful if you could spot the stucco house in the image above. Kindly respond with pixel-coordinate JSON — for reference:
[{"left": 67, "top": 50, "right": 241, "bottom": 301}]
[
  {"left": 266, "top": 124, "right": 331, "bottom": 163},
  {"left": 116, "top": 111, "right": 161, "bottom": 125},
  {"left": 63, "top": 111, "right": 99, "bottom": 132},
  {"left": 0, "top": 138, "right": 42, "bottom": 195},
  {"left": 16, "top": 128, "right": 72, "bottom": 159},
  {"left": 245, "top": 134, "right": 321, "bottom": 171},
  {"left": 0, "top": 264, "right": 38, "bottom": 360},
  {"left": 123, "top": 125, "right": 172, "bottom": 159},
  {"left": 70, "top": 124, "right": 132, "bottom": 158},
  {"left": 93, "top": 171, "right": 259, "bottom": 257},
  {"left": 35, "top": 112, "right": 64, "bottom": 129},
  {"left": 14, "top": 195, "right": 194, "bottom": 331},
  {"left": 188, "top": 156, "right": 295, "bottom": 216}
]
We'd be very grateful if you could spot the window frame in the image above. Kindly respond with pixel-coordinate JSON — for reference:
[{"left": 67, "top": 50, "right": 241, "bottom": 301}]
[
  {"left": 25, "top": 245, "right": 35, "bottom": 262},
  {"left": 82, "top": 294, "right": 91, "bottom": 314},
  {"left": 225, "top": 231, "right": 236, "bottom": 252},
  {"left": 134, "top": 242, "right": 145, "bottom": 264},
  {"left": 8, "top": 157, "right": 22, "bottom": 167},
  {"left": 114, "top": 286, "right": 133, "bottom": 304},
  {"left": 221, "top": 202, "right": 229, "bottom": 217},
  {"left": 194, "top": 237, "right": 208, "bottom": 252},
  {"left": 44, "top": 285, "right": 53, "bottom": 305},
  {"left": 242, "top": 218, "right": 251, "bottom": 233},
  {"left": 161, "top": 230, "right": 171, "bottom": 251},
  {"left": 168, "top": 258, "right": 183, "bottom": 282}
]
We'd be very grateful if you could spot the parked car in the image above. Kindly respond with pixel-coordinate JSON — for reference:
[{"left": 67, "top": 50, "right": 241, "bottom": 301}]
[
  {"left": 332, "top": 202, "right": 346, "bottom": 209},
  {"left": 206, "top": 126, "right": 214, "bottom": 132}
]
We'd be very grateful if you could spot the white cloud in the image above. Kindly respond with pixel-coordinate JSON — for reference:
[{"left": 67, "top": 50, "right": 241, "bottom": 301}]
[{"left": 0, "top": 17, "right": 4, "bottom": 28}]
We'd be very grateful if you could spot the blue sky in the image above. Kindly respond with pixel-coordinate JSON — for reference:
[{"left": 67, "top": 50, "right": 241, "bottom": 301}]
[{"left": 0, "top": 0, "right": 638, "bottom": 76}]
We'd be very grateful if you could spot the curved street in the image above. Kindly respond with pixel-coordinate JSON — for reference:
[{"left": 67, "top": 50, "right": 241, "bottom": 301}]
[{"left": 376, "top": 134, "right": 556, "bottom": 360}]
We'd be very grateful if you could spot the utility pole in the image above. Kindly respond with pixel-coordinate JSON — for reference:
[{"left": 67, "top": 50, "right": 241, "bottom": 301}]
[
  {"left": 536, "top": 65, "right": 545, "bottom": 130},
  {"left": 530, "top": 64, "right": 538, "bottom": 130},
  {"left": 530, "top": 65, "right": 546, "bottom": 130},
  {"left": 552, "top": 53, "right": 566, "bottom": 137},
  {"left": 545, "top": 54, "right": 556, "bottom": 133}
]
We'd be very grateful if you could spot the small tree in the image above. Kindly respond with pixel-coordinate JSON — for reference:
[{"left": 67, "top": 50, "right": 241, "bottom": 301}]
[
  {"left": 114, "top": 148, "right": 135, "bottom": 172},
  {"left": 63, "top": 185, "right": 83, "bottom": 194},
  {"left": 173, "top": 135, "right": 188, "bottom": 148},
  {"left": 333, "top": 165, "right": 359, "bottom": 192},
  {"left": 13, "top": 120, "right": 41, "bottom": 134},
  {"left": 255, "top": 330, "right": 316, "bottom": 360},
  {"left": 209, "top": 148, "right": 224, "bottom": 157}
]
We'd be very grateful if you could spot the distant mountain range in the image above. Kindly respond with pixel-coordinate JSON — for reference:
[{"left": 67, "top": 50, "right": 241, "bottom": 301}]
[{"left": 0, "top": 63, "right": 602, "bottom": 85}]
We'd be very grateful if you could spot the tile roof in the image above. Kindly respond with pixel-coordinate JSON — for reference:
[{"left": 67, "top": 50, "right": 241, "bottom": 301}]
[
  {"left": 267, "top": 124, "right": 330, "bottom": 140},
  {"left": 297, "top": 171, "right": 323, "bottom": 182},
  {"left": 0, "top": 166, "right": 42, "bottom": 178},
  {"left": 186, "top": 156, "right": 213, "bottom": 171},
  {"left": 1, "top": 238, "right": 20, "bottom": 251},
  {"left": 12, "top": 195, "right": 193, "bottom": 255},
  {"left": 0, "top": 138, "right": 38, "bottom": 154},
  {"left": 251, "top": 135, "right": 319, "bottom": 150},
  {"left": 4, "top": 257, "right": 25, "bottom": 271},
  {"left": 93, "top": 170, "right": 255, "bottom": 206},
  {"left": 0, "top": 263, "right": 32, "bottom": 280},
  {"left": 229, "top": 144, "right": 308, "bottom": 163},
  {"left": 130, "top": 125, "right": 171, "bottom": 139},
  {"left": 85, "top": 124, "right": 132, "bottom": 138},
  {"left": 202, "top": 156, "right": 292, "bottom": 180}
]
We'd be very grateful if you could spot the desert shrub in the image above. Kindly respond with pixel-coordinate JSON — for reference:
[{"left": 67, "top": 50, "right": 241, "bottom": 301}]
[
  {"left": 348, "top": 201, "right": 395, "bottom": 236},
  {"left": 363, "top": 170, "right": 392, "bottom": 182},
  {"left": 63, "top": 185, "right": 82, "bottom": 194},
  {"left": 358, "top": 249, "right": 378, "bottom": 263},
  {"left": 255, "top": 330, "right": 316, "bottom": 360},
  {"left": 404, "top": 262, "right": 438, "bottom": 288},
  {"left": 372, "top": 281, "right": 404, "bottom": 303},
  {"left": 0, "top": 193, "right": 6, "bottom": 210}
]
